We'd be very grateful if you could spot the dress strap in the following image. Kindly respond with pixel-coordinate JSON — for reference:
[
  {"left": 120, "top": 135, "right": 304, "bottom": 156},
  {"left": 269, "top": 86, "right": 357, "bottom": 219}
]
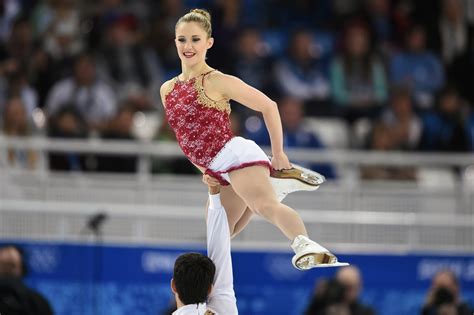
[{"left": 201, "top": 69, "right": 216, "bottom": 84}]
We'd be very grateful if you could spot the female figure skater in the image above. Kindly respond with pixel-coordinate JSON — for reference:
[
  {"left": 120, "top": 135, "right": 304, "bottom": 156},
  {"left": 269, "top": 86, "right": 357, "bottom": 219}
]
[{"left": 160, "top": 9, "right": 347, "bottom": 270}]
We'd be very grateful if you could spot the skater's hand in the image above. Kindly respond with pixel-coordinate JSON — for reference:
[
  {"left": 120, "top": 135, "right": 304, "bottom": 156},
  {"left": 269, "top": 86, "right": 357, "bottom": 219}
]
[
  {"left": 271, "top": 152, "right": 292, "bottom": 170},
  {"left": 202, "top": 174, "right": 221, "bottom": 193}
]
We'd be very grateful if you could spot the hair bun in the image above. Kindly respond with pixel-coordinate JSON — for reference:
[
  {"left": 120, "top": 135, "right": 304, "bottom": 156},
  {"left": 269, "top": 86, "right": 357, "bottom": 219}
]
[{"left": 190, "top": 8, "right": 211, "bottom": 22}]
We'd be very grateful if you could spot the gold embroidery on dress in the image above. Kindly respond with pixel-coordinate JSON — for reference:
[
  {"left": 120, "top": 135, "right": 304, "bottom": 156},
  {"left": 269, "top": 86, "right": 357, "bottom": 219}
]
[
  {"left": 194, "top": 76, "right": 231, "bottom": 114},
  {"left": 204, "top": 310, "right": 215, "bottom": 315}
]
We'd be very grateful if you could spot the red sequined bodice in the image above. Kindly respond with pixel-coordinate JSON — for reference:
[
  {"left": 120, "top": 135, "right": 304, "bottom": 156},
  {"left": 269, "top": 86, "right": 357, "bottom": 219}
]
[{"left": 164, "top": 72, "right": 234, "bottom": 168}]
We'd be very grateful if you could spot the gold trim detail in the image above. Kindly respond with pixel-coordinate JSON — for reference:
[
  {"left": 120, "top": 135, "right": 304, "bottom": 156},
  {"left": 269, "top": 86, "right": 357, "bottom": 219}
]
[{"left": 194, "top": 77, "right": 231, "bottom": 114}]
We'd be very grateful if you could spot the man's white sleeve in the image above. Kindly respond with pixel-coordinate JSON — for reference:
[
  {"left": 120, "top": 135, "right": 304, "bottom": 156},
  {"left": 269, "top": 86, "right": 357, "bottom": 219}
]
[{"left": 206, "top": 193, "right": 238, "bottom": 315}]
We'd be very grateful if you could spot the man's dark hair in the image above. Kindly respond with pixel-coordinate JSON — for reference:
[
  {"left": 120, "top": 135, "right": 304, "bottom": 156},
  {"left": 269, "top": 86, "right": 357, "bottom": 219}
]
[{"left": 173, "top": 253, "right": 215, "bottom": 305}]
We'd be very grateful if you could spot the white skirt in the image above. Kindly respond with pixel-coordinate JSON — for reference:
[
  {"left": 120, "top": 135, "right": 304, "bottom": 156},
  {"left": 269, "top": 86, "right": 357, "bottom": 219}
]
[{"left": 205, "top": 137, "right": 271, "bottom": 185}]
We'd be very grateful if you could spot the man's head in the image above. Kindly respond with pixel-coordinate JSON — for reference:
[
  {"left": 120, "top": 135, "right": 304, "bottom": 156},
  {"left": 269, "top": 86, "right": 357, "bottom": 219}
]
[
  {"left": 171, "top": 252, "right": 215, "bottom": 306},
  {"left": 335, "top": 266, "right": 362, "bottom": 304},
  {"left": 279, "top": 97, "right": 304, "bottom": 132},
  {"left": 0, "top": 245, "right": 25, "bottom": 278},
  {"left": 431, "top": 270, "right": 460, "bottom": 302}
]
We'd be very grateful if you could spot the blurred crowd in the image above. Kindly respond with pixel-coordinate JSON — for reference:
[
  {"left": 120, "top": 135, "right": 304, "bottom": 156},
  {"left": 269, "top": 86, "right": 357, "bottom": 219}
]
[
  {"left": 302, "top": 266, "right": 472, "bottom": 315},
  {"left": 1, "top": 0, "right": 474, "bottom": 178}
]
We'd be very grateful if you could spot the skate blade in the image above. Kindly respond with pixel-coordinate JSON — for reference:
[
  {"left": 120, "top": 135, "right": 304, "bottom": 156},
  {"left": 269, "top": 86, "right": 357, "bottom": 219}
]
[
  {"left": 295, "top": 253, "right": 349, "bottom": 270},
  {"left": 270, "top": 167, "right": 324, "bottom": 187}
]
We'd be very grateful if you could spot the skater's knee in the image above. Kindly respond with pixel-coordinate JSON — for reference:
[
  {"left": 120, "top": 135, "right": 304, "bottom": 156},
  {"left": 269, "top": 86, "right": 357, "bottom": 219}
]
[{"left": 251, "top": 198, "right": 279, "bottom": 219}]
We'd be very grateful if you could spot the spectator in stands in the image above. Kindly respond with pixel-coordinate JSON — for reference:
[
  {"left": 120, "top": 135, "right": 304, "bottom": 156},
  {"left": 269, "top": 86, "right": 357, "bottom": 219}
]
[
  {"left": 148, "top": 0, "right": 185, "bottom": 72},
  {"left": 467, "top": 112, "right": 474, "bottom": 151},
  {"left": 0, "top": 16, "right": 55, "bottom": 107},
  {"left": 433, "top": 0, "right": 473, "bottom": 65},
  {"left": 419, "top": 86, "right": 469, "bottom": 152},
  {"left": 0, "top": 97, "right": 37, "bottom": 169},
  {"left": 0, "top": 17, "right": 34, "bottom": 75},
  {"left": 151, "top": 116, "right": 196, "bottom": 175},
  {"left": 96, "top": 103, "right": 137, "bottom": 173},
  {"left": 0, "top": 245, "right": 54, "bottom": 315},
  {"left": 364, "top": 0, "right": 394, "bottom": 54},
  {"left": 274, "top": 29, "right": 331, "bottom": 111},
  {"left": 231, "top": 28, "right": 275, "bottom": 101},
  {"left": 305, "top": 267, "right": 375, "bottom": 315},
  {"left": 0, "top": 0, "right": 21, "bottom": 42},
  {"left": 421, "top": 270, "right": 472, "bottom": 315},
  {"left": 361, "top": 122, "right": 417, "bottom": 180},
  {"left": 379, "top": 86, "right": 421, "bottom": 150},
  {"left": 430, "top": 0, "right": 474, "bottom": 104},
  {"left": 0, "top": 65, "right": 38, "bottom": 119},
  {"left": 245, "top": 96, "right": 336, "bottom": 179},
  {"left": 390, "top": 25, "right": 445, "bottom": 108},
  {"left": 32, "top": 0, "right": 83, "bottom": 80},
  {"left": 98, "top": 14, "right": 163, "bottom": 93},
  {"left": 304, "top": 278, "right": 351, "bottom": 315},
  {"left": 336, "top": 266, "right": 376, "bottom": 315},
  {"left": 207, "top": 0, "right": 244, "bottom": 73},
  {"left": 45, "top": 53, "right": 117, "bottom": 132},
  {"left": 47, "top": 105, "right": 88, "bottom": 171},
  {"left": 330, "top": 20, "right": 387, "bottom": 120}
]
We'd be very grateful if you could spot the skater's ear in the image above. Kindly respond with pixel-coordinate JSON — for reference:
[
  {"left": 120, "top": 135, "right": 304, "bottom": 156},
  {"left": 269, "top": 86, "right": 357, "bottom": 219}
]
[{"left": 171, "top": 278, "right": 178, "bottom": 295}]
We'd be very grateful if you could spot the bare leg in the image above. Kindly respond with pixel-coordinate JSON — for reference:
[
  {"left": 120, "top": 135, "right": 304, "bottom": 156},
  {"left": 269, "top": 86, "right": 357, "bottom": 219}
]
[
  {"left": 229, "top": 165, "right": 308, "bottom": 240},
  {"left": 219, "top": 184, "right": 248, "bottom": 234},
  {"left": 231, "top": 207, "right": 254, "bottom": 238}
]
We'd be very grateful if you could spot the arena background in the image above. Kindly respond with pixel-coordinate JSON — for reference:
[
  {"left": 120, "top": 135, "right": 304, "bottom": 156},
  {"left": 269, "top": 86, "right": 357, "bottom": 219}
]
[{"left": 1, "top": 0, "right": 474, "bottom": 314}]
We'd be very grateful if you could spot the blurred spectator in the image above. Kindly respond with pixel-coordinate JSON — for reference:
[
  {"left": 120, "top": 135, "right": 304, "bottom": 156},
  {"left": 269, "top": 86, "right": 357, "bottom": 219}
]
[
  {"left": 231, "top": 28, "right": 274, "bottom": 98},
  {"left": 0, "top": 16, "right": 55, "bottom": 108},
  {"left": 379, "top": 86, "right": 421, "bottom": 150},
  {"left": 0, "top": 65, "right": 38, "bottom": 118},
  {"left": 96, "top": 103, "right": 137, "bottom": 173},
  {"left": 265, "top": 0, "right": 333, "bottom": 29},
  {"left": 330, "top": 21, "right": 387, "bottom": 119},
  {"left": 430, "top": 0, "right": 474, "bottom": 104},
  {"left": 152, "top": 115, "right": 196, "bottom": 175},
  {"left": 0, "top": 245, "right": 54, "bottom": 315},
  {"left": 45, "top": 53, "right": 117, "bottom": 131},
  {"left": 360, "top": 122, "right": 417, "bottom": 180},
  {"left": 0, "top": 17, "right": 34, "bottom": 71},
  {"left": 363, "top": 0, "right": 393, "bottom": 54},
  {"left": 419, "top": 86, "right": 469, "bottom": 152},
  {"left": 87, "top": 0, "right": 133, "bottom": 50},
  {"left": 97, "top": 13, "right": 162, "bottom": 92},
  {"left": 245, "top": 96, "right": 336, "bottom": 179},
  {"left": 336, "top": 266, "right": 376, "bottom": 315},
  {"left": 47, "top": 105, "right": 88, "bottom": 171},
  {"left": 468, "top": 112, "right": 474, "bottom": 151},
  {"left": 230, "top": 112, "right": 243, "bottom": 136},
  {"left": 421, "top": 270, "right": 472, "bottom": 315},
  {"left": 274, "top": 29, "right": 331, "bottom": 112},
  {"left": 148, "top": 0, "right": 185, "bottom": 72},
  {"left": 304, "top": 278, "right": 350, "bottom": 315},
  {"left": 390, "top": 25, "right": 445, "bottom": 108},
  {"left": 428, "top": 0, "right": 472, "bottom": 66},
  {"left": 0, "top": 0, "right": 21, "bottom": 42},
  {"left": 207, "top": 0, "right": 244, "bottom": 73},
  {"left": 32, "top": 0, "right": 83, "bottom": 79},
  {"left": 0, "top": 97, "right": 37, "bottom": 169}
]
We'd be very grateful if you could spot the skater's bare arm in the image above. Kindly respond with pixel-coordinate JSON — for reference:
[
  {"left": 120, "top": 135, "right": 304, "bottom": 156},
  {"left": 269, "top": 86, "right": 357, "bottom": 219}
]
[{"left": 208, "top": 73, "right": 291, "bottom": 170}]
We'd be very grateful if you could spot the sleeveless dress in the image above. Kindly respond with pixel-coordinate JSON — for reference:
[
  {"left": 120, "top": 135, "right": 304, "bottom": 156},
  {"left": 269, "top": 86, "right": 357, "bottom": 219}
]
[{"left": 164, "top": 70, "right": 271, "bottom": 185}]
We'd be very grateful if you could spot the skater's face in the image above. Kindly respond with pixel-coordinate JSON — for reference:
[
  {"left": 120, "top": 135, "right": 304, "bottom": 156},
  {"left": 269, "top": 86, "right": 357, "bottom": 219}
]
[{"left": 175, "top": 22, "right": 214, "bottom": 67}]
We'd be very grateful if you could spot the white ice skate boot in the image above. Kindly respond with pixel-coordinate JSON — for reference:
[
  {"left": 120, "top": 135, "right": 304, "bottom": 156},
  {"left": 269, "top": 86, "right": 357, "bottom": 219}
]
[
  {"left": 291, "top": 235, "right": 349, "bottom": 270},
  {"left": 271, "top": 163, "right": 326, "bottom": 201}
]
